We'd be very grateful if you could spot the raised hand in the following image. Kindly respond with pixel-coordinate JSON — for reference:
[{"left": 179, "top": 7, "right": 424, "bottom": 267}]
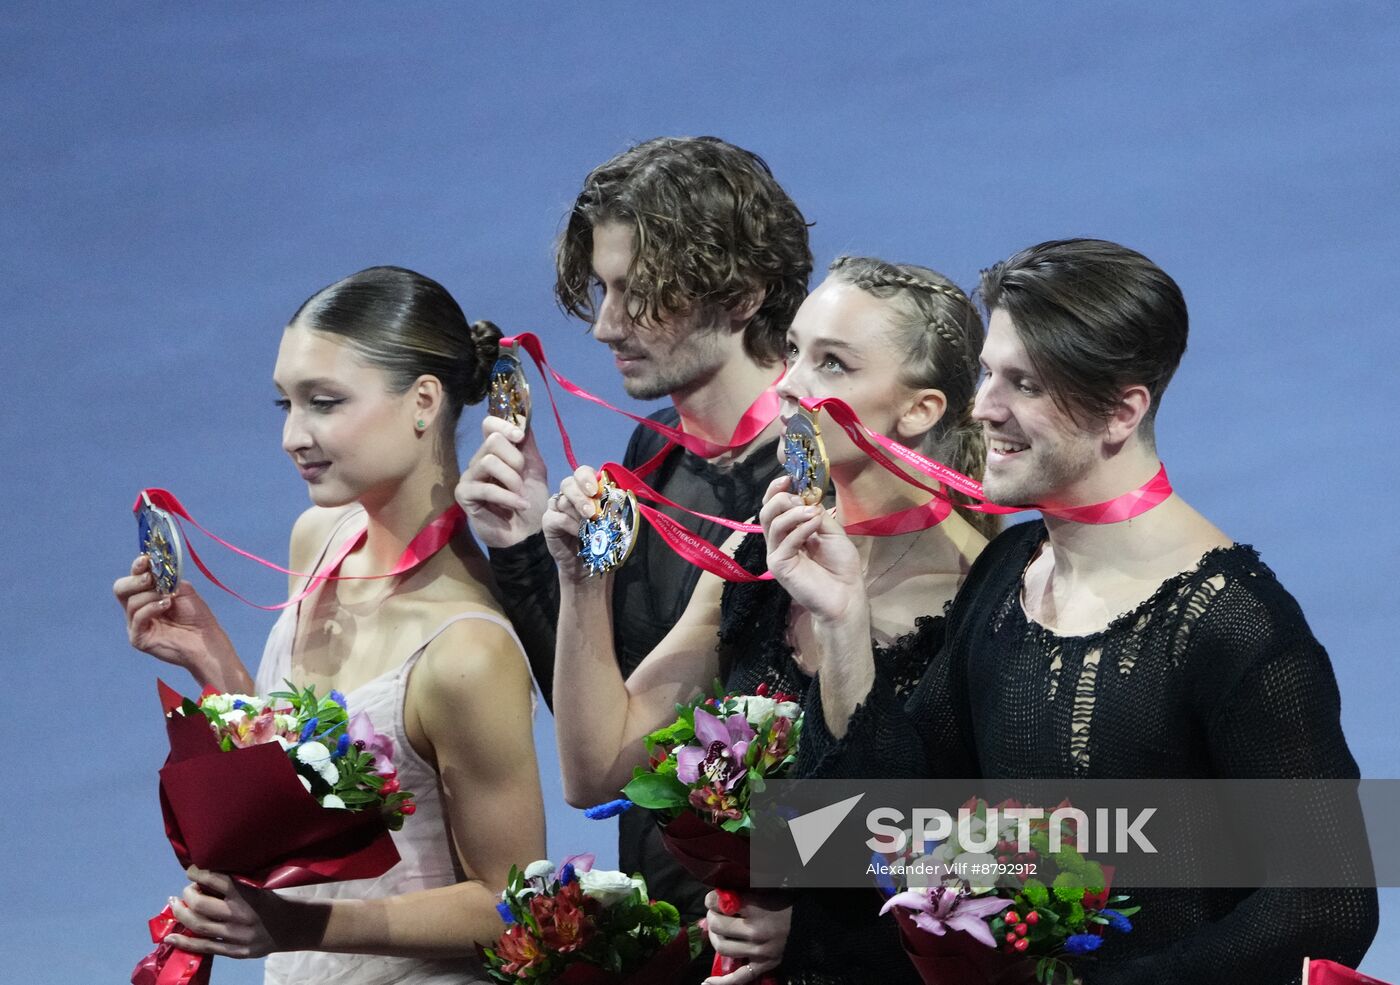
[
  {"left": 541, "top": 465, "right": 603, "bottom": 583},
  {"left": 760, "top": 476, "right": 864, "bottom": 624},
  {"left": 114, "top": 554, "right": 245, "bottom": 689},
  {"left": 455, "top": 416, "right": 551, "bottom": 549}
]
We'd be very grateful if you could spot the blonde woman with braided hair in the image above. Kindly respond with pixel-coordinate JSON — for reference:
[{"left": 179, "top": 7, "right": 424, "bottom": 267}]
[{"left": 544, "top": 256, "right": 991, "bottom": 985}]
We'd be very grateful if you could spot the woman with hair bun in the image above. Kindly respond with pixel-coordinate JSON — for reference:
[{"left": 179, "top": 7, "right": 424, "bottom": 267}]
[{"left": 114, "top": 266, "right": 545, "bottom": 984}]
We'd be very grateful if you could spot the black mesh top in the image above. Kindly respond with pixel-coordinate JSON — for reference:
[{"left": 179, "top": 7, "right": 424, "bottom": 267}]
[
  {"left": 720, "top": 532, "right": 944, "bottom": 985},
  {"left": 799, "top": 520, "right": 1378, "bottom": 984},
  {"left": 487, "top": 406, "right": 783, "bottom": 927}
]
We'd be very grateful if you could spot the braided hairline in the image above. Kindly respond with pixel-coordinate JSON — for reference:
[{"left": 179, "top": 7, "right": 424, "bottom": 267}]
[{"left": 829, "top": 255, "right": 972, "bottom": 350}]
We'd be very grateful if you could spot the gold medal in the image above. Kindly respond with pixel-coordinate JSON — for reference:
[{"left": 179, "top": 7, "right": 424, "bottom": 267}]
[
  {"left": 577, "top": 470, "right": 640, "bottom": 576},
  {"left": 782, "top": 406, "right": 830, "bottom": 506},
  {"left": 487, "top": 341, "right": 531, "bottom": 430}
]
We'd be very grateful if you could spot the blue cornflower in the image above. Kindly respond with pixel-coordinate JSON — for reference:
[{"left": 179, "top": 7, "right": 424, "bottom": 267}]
[
  {"left": 870, "top": 851, "right": 897, "bottom": 897},
  {"left": 495, "top": 901, "right": 514, "bottom": 925},
  {"left": 329, "top": 689, "right": 347, "bottom": 708},
  {"left": 233, "top": 699, "right": 247, "bottom": 710},
  {"left": 299, "top": 718, "right": 319, "bottom": 742},
  {"left": 1102, "top": 910, "right": 1133, "bottom": 933},
  {"left": 334, "top": 734, "right": 351, "bottom": 758},
  {"left": 1065, "top": 933, "right": 1104, "bottom": 955},
  {"left": 583, "top": 798, "right": 633, "bottom": 820},
  {"left": 559, "top": 863, "right": 576, "bottom": 886}
]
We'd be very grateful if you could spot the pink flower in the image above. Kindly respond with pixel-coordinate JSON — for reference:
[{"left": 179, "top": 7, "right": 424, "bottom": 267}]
[
  {"left": 879, "top": 885, "right": 1014, "bottom": 949},
  {"left": 559, "top": 852, "right": 596, "bottom": 874},
  {"left": 677, "top": 708, "right": 754, "bottom": 789},
  {"left": 347, "top": 711, "right": 395, "bottom": 775}
]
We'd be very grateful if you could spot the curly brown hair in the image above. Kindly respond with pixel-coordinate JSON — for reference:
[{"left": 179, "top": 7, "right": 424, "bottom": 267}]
[{"left": 555, "top": 136, "right": 812, "bottom": 365}]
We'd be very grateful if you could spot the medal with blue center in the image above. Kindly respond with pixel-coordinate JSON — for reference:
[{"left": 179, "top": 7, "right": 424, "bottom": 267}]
[
  {"left": 782, "top": 406, "right": 829, "bottom": 506},
  {"left": 577, "top": 470, "right": 640, "bottom": 576},
  {"left": 486, "top": 341, "right": 531, "bottom": 430},
  {"left": 136, "top": 491, "right": 184, "bottom": 595}
]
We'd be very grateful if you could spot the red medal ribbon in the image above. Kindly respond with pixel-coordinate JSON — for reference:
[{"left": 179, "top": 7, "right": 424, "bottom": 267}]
[{"left": 133, "top": 489, "right": 464, "bottom": 610}]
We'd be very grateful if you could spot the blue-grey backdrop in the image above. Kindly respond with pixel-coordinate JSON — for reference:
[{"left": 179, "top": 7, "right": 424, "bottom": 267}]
[{"left": 3, "top": 2, "right": 1397, "bottom": 981}]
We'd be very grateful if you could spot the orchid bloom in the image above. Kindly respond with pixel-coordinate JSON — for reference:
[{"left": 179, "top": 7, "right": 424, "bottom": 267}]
[
  {"left": 676, "top": 708, "right": 754, "bottom": 789},
  {"left": 879, "top": 884, "right": 1013, "bottom": 949},
  {"left": 346, "top": 710, "right": 396, "bottom": 775}
]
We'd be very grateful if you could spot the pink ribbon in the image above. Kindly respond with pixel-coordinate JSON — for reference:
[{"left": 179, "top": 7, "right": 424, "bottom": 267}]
[
  {"left": 806, "top": 397, "right": 1172, "bottom": 524},
  {"left": 133, "top": 489, "right": 464, "bottom": 610},
  {"left": 503, "top": 332, "right": 781, "bottom": 477}
]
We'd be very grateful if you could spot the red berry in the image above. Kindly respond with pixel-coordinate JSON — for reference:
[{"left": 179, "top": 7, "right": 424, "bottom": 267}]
[
  {"left": 998, "top": 854, "right": 1011, "bottom": 864},
  {"left": 381, "top": 777, "right": 400, "bottom": 795},
  {"left": 756, "top": 683, "right": 769, "bottom": 696},
  {"left": 1005, "top": 912, "right": 1020, "bottom": 924},
  {"left": 1015, "top": 924, "right": 1028, "bottom": 937},
  {"left": 401, "top": 802, "right": 417, "bottom": 816},
  {"left": 1013, "top": 938, "right": 1029, "bottom": 952},
  {"left": 1025, "top": 911, "right": 1040, "bottom": 925}
]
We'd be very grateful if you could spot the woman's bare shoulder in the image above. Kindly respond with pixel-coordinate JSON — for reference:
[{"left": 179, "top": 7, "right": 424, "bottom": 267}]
[{"left": 287, "top": 505, "right": 360, "bottom": 571}]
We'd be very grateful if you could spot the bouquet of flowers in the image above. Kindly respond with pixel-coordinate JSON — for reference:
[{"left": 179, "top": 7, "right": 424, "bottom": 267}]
[
  {"left": 132, "top": 679, "right": 415, "bottom": 985},
  {"left": 618, "top": 683, "right": 802, "bottom": 985},
  {"left": 179, "top": 682, "right": 416, "bottom": 822},
  {"left": 621, "top": 683, "right": 802, "bottom": 833},
  {"left": 482, "top": 854, "right": 701, "bottom": 984},
  {"left": 876, "top": 799, "right": 1140, "bottom": 985}
]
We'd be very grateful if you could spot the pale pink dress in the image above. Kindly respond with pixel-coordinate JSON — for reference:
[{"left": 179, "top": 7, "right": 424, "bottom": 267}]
[{"left": 253, "top": 513, "right": 530, "bottom": 985}]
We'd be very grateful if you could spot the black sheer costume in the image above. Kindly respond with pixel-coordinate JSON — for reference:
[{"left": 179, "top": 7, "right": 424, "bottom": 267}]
[
  {"left": 488, "top": 406, "right": 783, "bottom": 925},
  {"left": 800, "top": 520, "right": 1378, "bottom": 984},
  {"left": 720, "top": 533, "right": 943, "bottom": 985}
]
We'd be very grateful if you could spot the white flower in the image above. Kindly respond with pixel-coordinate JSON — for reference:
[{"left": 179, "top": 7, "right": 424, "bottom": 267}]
[
  {"left": 298, "top": 775, "right": 311, "bottom": 793},
  {"left": 523, "top": 860, "right": 556, "bottom": 887},
  {"left": 222, "top": 708, "right": 247, "bottom": 727},
  {"left": 296, "top": 741, "right": 340, "bottom": 785},
  {"left": 735, "top": 695, "right": 776, "bottom": 726},
  {"left": 321, "top": 794, "right": 347, "bottom": 810},
  {"left": 774, "top": 700, "right": 801, "bottom": 720},
  {"left": 577, "top": 868, "right": 639, "bottom": 907},
  {"left": 200, "top": 693, "right": 260, "bottom": 715},
  {"left": 955, "top": 852, "right": 999, "bottom": 895}
]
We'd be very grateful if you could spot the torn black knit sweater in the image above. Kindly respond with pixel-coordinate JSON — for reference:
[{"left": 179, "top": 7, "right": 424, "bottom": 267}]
[
  {"left": 720, "top": 532, "right": 942, "bottom": 985},
  {"left": 799, "top": 520, "right": 1377, "bottom": 985}
]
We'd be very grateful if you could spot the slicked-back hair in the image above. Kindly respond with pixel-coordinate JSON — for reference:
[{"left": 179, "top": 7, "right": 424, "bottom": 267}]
[
  {"left": 555, "top": 136, "right": 812, "bottom": 364},
  {"left": 977, "top": 238, "right": 1188, "bottom": 444},
  {"left": 290, "top": 266, "right": 502, "bottom": 436}
]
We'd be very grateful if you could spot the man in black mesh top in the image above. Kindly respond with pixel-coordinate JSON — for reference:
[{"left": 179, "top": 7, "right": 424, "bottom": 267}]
[
  {"left": 455, "top": 136, "right": 811, "bottom": 930},
  {"left": 774, "top": 239, "right": 1376, "bottom": 982}
]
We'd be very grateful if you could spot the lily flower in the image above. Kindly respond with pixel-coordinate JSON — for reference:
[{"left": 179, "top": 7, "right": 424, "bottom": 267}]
[{"left": 879, "top": 884, "right": 1013, "bottom": 949}]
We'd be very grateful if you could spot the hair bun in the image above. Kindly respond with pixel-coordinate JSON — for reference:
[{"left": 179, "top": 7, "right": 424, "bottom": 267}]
[{"left": 464, "top": 319, "right": 504, "bottom": 405}]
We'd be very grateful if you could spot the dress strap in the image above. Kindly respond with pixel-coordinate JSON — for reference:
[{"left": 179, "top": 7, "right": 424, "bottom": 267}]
[{"left": 402, "top": 610, "right": 538, "bottom": 715}]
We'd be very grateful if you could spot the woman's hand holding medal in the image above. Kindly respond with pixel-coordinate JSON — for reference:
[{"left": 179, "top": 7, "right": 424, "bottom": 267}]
[
  {"left": 455, "top": 415, "right": 552, "bottom": 549},
  {"left": 113, "top": 554, "right": 246, "bottom": 691},
  {"left": 759, "top": 475, "right": 866, "bottom": 626}
]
